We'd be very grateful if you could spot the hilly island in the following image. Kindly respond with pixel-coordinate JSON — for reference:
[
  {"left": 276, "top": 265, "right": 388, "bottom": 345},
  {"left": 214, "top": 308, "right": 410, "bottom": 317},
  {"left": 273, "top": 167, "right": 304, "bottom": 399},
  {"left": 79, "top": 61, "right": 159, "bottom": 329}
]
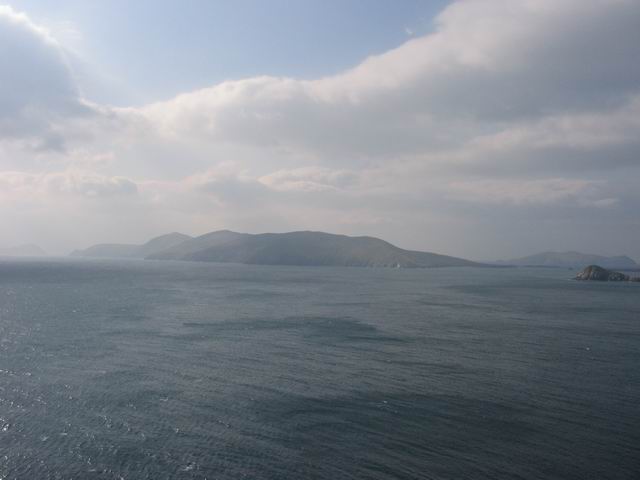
[{"left": 71, "top": 230, "right": 484, "bottom": 268}]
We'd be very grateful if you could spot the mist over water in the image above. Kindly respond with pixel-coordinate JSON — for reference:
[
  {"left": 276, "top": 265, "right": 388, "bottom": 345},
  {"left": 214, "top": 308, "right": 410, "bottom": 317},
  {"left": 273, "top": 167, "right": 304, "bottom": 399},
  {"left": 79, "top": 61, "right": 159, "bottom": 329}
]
[{"left": 0, "top": 259, "right": 639, "bottom": 479}]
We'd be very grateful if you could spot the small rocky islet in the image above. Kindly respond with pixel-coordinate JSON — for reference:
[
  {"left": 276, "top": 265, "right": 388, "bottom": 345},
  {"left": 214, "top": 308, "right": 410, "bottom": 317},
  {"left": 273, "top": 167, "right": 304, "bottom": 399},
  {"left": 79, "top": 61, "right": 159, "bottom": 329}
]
[{"left": 575, "top": 265, "right": 640, "bottom": 282}]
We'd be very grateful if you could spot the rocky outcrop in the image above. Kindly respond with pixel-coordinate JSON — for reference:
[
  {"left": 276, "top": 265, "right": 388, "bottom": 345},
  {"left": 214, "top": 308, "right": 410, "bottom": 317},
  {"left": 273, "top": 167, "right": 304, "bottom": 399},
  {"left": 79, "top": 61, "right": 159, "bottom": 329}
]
[{"left": 574, "top": 265, "right": 639, "bottom": 282}]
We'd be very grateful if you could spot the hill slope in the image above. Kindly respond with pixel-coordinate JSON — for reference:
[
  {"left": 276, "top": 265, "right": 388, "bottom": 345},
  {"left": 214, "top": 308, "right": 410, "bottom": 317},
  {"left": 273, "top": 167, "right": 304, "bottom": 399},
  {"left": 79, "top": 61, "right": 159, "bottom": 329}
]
[
  {"left": 147, "top": 230, "right": 248, "bottom": 260},
  {"left": 70, "top": 243, "right": 138, "bottom": 258},
  {"left": 75, "top": 230, "right": 482, "bottom": 268},
  {"left": 71, "top": 232, "right": 192, "bottom": 259},
  {"left": 152, "top": 230, "right": 482, "bottom": 268},
  {"left": 134, "top": 233, "right": 193, "bottom": 258}
]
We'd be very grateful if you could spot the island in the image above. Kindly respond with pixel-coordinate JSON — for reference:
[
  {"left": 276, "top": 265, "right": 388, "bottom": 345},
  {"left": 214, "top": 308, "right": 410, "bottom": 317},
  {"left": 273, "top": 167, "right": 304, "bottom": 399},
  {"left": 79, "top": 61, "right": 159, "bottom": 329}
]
[
  {"left": 70, "top": 233, "right": 192, "bottom": 259},
  {"left": 575, "top": 265, "right": 640, "bottom": 282},
  {"left": 495, "top": 251, "right": 638, "bottom": 269},
  {"left": 71, "top": 230, "right": 486, "bottom": 268}
]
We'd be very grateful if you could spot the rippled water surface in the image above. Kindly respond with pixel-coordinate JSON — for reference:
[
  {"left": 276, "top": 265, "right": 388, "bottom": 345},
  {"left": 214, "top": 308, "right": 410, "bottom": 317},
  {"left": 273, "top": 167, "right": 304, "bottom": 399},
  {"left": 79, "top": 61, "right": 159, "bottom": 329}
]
[{"left": 1, "top": 258, "right": 639, "bottom": 479}]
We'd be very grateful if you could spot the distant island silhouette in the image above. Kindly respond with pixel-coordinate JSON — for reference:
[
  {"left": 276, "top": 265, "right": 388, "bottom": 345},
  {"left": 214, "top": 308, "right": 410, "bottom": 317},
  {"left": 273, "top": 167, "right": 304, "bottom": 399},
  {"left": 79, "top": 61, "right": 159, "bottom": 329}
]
[
  {"left": 71, "top": 230, "right": 485, "bottom": 268},
  {"left": 494, "top": 251, "right": 638, "bottom": 269}
]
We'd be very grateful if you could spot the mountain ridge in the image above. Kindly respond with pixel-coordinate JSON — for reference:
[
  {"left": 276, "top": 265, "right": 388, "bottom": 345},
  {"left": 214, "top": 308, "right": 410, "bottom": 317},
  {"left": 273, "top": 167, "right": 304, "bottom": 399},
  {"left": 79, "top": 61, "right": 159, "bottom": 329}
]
[
  {"left": 495, "top": 251, "right": 638, "bottom": 269},
  {"left": 73, "top": 230, "right": 484, "bottom": 268},
  {"left": 71, "top": 232, "right": 192, "bottom": 259}
]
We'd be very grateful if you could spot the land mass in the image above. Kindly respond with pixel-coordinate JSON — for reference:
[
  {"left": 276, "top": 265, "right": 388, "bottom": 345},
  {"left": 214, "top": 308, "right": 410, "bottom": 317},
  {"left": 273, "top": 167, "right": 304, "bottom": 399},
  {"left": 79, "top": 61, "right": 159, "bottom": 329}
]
[
  {"left": 72, "top": 230, "right": 484, "bottom": 268},
  {"left": 575, "top": 265, "right": 640, "bottom": 282},
  {"left": 496, "top": 251, "right": 638, "bottom": 269},
  {"left": 70, "top": 233, "right": 192, "bottom": 259}
]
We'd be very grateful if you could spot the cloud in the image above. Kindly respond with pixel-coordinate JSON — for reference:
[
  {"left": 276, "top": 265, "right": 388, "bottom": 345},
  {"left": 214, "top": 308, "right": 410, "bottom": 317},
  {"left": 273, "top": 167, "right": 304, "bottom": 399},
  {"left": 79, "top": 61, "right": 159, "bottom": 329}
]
[
  {"left": 186, "top": 164, "right": 269, "bottom": 206},
  {"left": 1, "top": 0, "right": 640, "bottom": 259},
  {"left": 447, "top": 178, "right": 618, "bottom": 207},
  {"left": 0, "top": 6, "right": 95, "bottom": 149},
  {"left": 6, "top": 0, "right": 639, "bottom": 170},
  {"left": 259, "top": 167, "right": 357, "bottom": 192},
  {"left": 0, "top": 170, "right": 137, "bottom": 198},
  {"left": 140, "top": 0, "right": 640, "bottom": 162}
]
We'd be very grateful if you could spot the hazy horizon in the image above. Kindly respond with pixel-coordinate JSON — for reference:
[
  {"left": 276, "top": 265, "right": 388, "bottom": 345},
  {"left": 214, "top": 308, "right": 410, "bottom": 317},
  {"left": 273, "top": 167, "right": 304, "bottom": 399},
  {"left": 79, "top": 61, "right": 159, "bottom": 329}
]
[
  {"left": 3, "top": 227, "right": 640, "bottom": 265},
  {"left": 2, "top": 0, "right": 640, "bottom": 260}
]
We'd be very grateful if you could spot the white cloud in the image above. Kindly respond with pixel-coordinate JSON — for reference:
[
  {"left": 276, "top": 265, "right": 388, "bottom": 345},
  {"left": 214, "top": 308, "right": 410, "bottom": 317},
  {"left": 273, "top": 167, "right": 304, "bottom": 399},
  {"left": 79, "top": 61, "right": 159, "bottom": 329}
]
[
  {"left": 447, "top": 178, "right": 617, "bottom": 207},
  {"left": 0, "top": 6, "right": 95, "bottom": 149},
  {"left": 1, "top": 0, "right": 640, "bottom": 258},
  {"left": 259, "top": 167, "right": 357, "bottom": 192},
  {"left": 0, "top": 170, "right": 137, "bottom": 198},
  {"left": 133, "top": 0, "right": 640, "bottom": 169}
]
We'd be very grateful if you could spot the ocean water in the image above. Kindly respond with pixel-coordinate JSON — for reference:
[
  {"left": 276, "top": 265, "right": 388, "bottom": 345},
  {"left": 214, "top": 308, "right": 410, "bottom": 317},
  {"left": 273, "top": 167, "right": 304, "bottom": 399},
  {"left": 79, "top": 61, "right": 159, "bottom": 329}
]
[{"left": 0, "top": 258, "right": 639, "bottom": 479}]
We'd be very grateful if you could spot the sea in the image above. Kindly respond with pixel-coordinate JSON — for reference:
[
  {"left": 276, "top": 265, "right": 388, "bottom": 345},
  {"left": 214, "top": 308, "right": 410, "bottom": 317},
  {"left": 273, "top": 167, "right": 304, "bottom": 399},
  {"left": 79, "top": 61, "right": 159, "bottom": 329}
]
[{"left": 0, "top": 258, "right": 638, "bottom": 479}]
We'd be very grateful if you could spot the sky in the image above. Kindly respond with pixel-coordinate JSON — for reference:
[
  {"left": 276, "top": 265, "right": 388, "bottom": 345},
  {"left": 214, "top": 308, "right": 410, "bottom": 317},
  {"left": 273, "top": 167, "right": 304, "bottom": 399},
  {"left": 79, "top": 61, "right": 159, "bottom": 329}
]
[{"left": 1, "top": 0, "right": 639, "bottom": 261}]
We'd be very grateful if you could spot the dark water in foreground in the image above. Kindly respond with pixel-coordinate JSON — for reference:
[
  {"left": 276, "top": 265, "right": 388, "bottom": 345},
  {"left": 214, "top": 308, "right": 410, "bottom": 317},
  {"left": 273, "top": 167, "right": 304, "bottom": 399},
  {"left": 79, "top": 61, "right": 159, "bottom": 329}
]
[{"left": 0, "top": 259, "right": 639, "bottom": 479}]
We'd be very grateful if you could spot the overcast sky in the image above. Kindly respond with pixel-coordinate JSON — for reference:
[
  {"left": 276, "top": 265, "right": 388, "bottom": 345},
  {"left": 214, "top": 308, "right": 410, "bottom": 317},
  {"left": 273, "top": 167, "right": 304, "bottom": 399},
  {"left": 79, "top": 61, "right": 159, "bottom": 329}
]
[{"left": 1, "top": 0, "right": 639, "bottom": 260}]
